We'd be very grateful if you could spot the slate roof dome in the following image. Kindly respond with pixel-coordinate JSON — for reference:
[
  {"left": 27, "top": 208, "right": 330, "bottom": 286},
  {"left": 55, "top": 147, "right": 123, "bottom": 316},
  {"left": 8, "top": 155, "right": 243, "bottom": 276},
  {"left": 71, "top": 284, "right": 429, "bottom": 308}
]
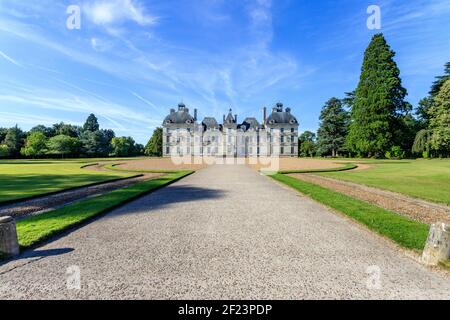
[
  {"left": 266, "top": 103, "right": 298, "bottom": 126},
  {"left": 240, "top": 118, "right": 260, "bottom": 131},
  {"left": 202, "top": 117, "right": 219, "bottom": 130},
  {"left": 163, "top": 103, "right": 195, "bottom": 125}
]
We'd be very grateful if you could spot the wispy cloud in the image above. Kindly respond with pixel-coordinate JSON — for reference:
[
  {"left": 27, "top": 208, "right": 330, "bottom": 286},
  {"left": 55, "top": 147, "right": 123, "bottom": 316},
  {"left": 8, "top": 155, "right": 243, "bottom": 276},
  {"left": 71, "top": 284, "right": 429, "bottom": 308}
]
[
  {"left": 0, "top": 50, "right": 23, "bottom": 67},
  {"left": 83, "top": 0, "right": 158, "bottom": 26}
]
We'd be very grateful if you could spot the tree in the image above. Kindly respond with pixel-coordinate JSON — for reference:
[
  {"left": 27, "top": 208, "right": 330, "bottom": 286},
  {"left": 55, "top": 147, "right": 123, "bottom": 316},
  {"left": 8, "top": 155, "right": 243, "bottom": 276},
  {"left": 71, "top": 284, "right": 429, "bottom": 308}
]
[
  {"left": 110, "top": 137, "right": 136, "bottom": 157},
  {"left": 134, "top": 144, "right": 145, "bottom": 156},
  {"left": 4, "top": 125, "right": 25, "bottom": 157},
  {"left": 429, "top": 62, "right": 450, "bottom": 97},
  {"left": 316, "top": 98, "right": 349, "bottom": 157},
  {"left": 81, "top": 130, "right": 111, "bottom": 157},
  {"left": 429, "top": 79, "right": 450, "bottom": 156},
  {"left": 47, "top": 135, "right": 80, "bottom": 158},
  {"left": 29, "top": 125, "right": 55, "bottom": 137},
  {"left": 53, "top": 122, "right": 80, "bottom": 138},
  {"left": 342, "top": 91, "right": 355, "bottom": 110},
  {"left": 298, "top": 131, "right": 316, "bottom": 157},
  {"left": 412, "top": 129, "right": 432, "bottom": 157},
  {"left": 0, "top": 145, "right": 9, "bottom": 158},
  {"left": 83, "top": 114, "right": 100, "bottom": 132},
  {"left": 416, "top": 97, "right": 433, "bottom": 129},
  {"left": 0, "top": 127, "right": 8, "bottom": 143},
  {"left": 346, "top": 33, "right": 409, "bottom": 157},
  {"left": 21, "top": 132, "right": 48, "bottom": 158},
  {"left": 416, "top": 62, "right": 450, "bottom": 130},
  {"left": 145, "top": 128, "right": 163, "bottom": 157}
]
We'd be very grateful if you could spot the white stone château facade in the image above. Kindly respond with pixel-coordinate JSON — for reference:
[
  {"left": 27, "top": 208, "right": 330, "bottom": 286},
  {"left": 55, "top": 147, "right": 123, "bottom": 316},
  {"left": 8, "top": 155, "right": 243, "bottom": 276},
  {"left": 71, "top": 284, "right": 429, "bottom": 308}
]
[{"left": 162, "top": 102, "right": 299, "bottom": 157}]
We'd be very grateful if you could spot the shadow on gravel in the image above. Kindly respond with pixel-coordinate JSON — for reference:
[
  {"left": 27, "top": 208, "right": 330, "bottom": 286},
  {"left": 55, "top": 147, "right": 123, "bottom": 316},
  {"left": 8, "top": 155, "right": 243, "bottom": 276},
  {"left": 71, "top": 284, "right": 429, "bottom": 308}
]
[
  {"left": 20, "top": 248, "right": 75, "bottom": 259},
  {"left": 112, "top": 185, "right": 225, "bottom": 215},
  {"left": 0, "top": 248, "right": 74, "bottom": 266}
]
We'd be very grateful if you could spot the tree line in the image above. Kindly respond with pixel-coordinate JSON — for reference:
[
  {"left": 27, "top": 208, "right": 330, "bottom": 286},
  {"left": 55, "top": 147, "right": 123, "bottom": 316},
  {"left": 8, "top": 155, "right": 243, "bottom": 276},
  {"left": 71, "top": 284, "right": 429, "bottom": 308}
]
[
  {"left": 0, "top": 113, "right": 163, "bottom": 159},
  {"left": 299, "top": 33, "right": 450, "bottom": 159}
]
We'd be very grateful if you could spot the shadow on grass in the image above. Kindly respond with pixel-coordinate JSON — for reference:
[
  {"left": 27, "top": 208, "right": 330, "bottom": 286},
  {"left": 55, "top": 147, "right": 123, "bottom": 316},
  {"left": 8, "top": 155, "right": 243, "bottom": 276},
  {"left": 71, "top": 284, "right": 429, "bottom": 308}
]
[{"left": 0, "top": 173, "right": 127, "bottom": 204}]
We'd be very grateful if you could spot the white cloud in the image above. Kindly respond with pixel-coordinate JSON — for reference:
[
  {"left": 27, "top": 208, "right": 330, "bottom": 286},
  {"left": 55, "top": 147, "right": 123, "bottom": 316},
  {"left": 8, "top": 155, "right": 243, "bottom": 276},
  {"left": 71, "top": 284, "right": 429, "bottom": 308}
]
[
  {"left": 0, "top": 50, "right": 23, "bottom": 67},
  {"left": 83, "top": 0, "right": 157, "bottom": 26},
  {"left": 90, "top": 37, "right": 113, "bottom": 52}
]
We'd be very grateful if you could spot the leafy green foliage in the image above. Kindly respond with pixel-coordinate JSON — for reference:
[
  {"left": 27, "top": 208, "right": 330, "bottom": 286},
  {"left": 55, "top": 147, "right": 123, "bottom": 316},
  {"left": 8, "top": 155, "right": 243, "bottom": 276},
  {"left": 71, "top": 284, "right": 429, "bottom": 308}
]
[
  {"left": 385, "top": 146, "right": 405, "bottom": 159},
  {"left": 145, "top": 127, "right": 163, "bottom": 157},
  {"left": 298, "top": 131, "right": 316, "bottom": 157},
  {"left": 412, "top": 129, "right": 431, "bottom": 154},
  {"left": 111, "top": 136, "right": 138, "bottom": 157},
  {"left": 0, "top": 145, "right": 9, "bottom": 158},
  {"left": 47, "top": 135, "right": 81, "bottom": 158},
  {"left": 317, "top": 97, "right": 349, "bottom": 157},
  {"left": 429, "top": 62, "right": 450, "bottom": 97},
  {"left": 346, "top": 34, "right": 409, "bottom": 157},
  {"left": 4, "top": 125, "right": 25, "bottom": 157},
  {"left": 429, "top": 79, "right": 450, "bottom": 156},
  {"left": 83, "top": 113, "right": 100, "bottom": 132},
  {"left": 21, "top": 132, "right": 48, "bottom": 157}
]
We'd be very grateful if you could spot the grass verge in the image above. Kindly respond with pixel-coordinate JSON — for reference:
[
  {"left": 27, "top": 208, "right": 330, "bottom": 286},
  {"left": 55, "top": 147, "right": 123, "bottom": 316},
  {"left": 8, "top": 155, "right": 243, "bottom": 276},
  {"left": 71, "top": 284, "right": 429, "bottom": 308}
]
[
  {"left": 104, "top": 163, "right": 180, "bottom": 174},
  {"left": 271, "top": 173, "right": 429, "bottom": 251},
  {"left": 16, "top": 170, "right": 193, "bottom": 250},
  {"left": 279, "top": 163, "right": 358, "bottom": 174}
]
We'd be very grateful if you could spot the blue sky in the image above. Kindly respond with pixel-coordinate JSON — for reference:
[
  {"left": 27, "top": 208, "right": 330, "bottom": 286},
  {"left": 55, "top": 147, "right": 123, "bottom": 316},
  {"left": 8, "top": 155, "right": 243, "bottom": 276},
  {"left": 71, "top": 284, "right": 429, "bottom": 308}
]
[{"left": 0, "top": 0, "right": 449, "bottom": 144}]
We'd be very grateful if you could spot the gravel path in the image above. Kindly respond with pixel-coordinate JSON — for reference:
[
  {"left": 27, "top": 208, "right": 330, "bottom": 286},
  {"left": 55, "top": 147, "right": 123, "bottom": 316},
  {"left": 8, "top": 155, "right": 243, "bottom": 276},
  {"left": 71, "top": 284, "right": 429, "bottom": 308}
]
[
  {"left": 289, "top": 174, "right": 450, "bottom": 225},
  {"left": 0, "top": 164, "right": 449, "bottom": 299},
  {"left": 0, "top": 173, "right": 162, "bottom": 219}
]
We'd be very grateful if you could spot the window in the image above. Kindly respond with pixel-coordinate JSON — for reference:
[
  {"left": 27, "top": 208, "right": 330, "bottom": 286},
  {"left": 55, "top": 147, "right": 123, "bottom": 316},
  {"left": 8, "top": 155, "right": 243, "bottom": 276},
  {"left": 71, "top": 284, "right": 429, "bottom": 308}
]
[
  {"left": 291, "top": 146, "right": 295, "bottom": 154},
  {"left": 281, "top": 136, "right": 284, "bottom": 143},
  {"left": 280, "top": 128, "right": 285, "bottom": 133},
  {"left": 281, "top": 147, "right": 284, "bottom": 154},
  {"left": 166, "top": 147, "right": 170, "bottom": 154}
]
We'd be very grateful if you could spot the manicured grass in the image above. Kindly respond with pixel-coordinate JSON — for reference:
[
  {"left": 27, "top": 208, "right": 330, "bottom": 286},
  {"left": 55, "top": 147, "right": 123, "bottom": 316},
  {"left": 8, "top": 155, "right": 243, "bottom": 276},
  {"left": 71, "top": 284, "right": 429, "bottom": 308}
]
[
  {"left": 0, "top": 159, "right": 135, "bottom": 203},
  {"left": 16, "top": 171, "right": 193, "bottom": 249},
  {"left": 272, "top": 173, "right": 429, "bottom": 251},
  {"left": 104, "top": 163, "right": 180, "bottom": 174},
  {"left": 279, "top": 163, "right": 357, "bottom": 174},
  {"left": 319, "top": 159, "right": 450, "bottom": 205}
]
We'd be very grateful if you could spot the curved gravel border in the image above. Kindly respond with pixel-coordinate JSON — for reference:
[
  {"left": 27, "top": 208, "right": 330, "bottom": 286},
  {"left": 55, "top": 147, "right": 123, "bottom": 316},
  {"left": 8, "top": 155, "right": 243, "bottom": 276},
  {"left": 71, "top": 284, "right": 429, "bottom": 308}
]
[{"left": 290, "top": 173, "right": 450, "bottom": 225}]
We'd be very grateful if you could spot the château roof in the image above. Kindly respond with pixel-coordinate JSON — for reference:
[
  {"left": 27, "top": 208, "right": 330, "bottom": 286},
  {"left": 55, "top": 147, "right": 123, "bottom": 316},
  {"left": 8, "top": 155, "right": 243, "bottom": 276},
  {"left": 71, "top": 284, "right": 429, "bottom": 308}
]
[
  {"left": 163, "top": 103, "right": 195, "bottom": 125},
  {"left": 202, "top": 117, "right": 219, "bottom": 130},
  {"left": 266, "top": 103, "right": 298, "bottom": 126},
  {"left": 240, "top": 118, "right": 260, "bottom": 131}
]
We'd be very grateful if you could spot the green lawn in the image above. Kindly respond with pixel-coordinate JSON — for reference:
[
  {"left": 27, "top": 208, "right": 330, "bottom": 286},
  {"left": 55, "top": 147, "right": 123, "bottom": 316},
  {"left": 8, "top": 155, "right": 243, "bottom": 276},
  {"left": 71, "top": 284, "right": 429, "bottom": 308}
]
[
  {"left": 272, "top": 173, "right": 429, "bottom": 251},
  {"left": 0, "top": 159, "right": 135, "bottom": 203},
  {"left": 319, "top": 159, "right": 450, "bottom": 205},
  {"left": 16, "top": 170, "right": 193, "bottom": 249}
]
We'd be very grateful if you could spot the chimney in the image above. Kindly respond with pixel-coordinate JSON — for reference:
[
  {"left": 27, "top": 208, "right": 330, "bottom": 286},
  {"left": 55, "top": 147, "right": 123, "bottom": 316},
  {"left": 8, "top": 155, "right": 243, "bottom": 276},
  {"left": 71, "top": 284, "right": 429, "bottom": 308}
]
[
  {"left": 286, "top": 107, "right": 291, "bottom": 114},
  {"left": 223, "top": 115, "right": 226, "bottom": 123},
  {"left": 194, "top": 109, "right": 198, "bottom": 121},
  {"left": 234, "top": 114, "right": 237, "bottom": 123},
  {"left": 170, "top": 108, "right": 175, "bottom": 114},
  {"left": 262, "top": 107, "right": 267, "bottom": 128}
]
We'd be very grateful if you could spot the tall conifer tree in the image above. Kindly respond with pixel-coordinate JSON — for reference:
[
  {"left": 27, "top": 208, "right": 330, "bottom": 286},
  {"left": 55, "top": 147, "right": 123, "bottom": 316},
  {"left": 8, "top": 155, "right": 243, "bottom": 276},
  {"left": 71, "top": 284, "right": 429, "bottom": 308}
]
[{"left": 346, "top": 34, "right": 409, "bottom": 157}]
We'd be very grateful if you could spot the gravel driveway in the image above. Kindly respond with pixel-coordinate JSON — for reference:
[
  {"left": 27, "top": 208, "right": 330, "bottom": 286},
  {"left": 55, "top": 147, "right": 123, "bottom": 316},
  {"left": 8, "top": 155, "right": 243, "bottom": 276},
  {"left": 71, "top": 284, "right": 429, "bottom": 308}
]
[{"left": 0, "top": 164, "right": 449, "bottom": 299}]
